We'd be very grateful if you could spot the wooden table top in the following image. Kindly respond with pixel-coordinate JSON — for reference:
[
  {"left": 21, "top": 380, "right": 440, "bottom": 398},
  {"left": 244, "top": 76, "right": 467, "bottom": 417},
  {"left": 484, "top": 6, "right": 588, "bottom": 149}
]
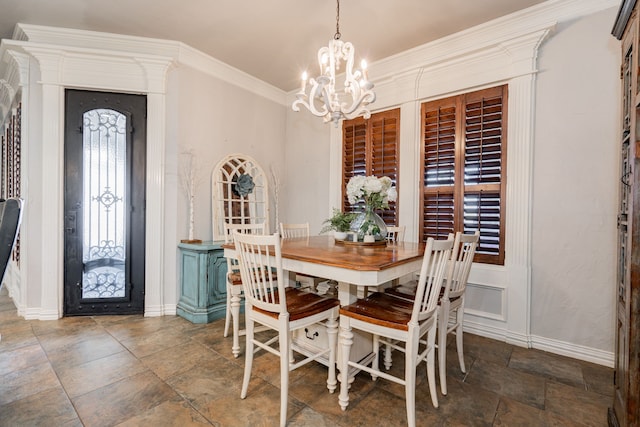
[{"left": 224, "top": 235, "right": 425, "bottom": 272}]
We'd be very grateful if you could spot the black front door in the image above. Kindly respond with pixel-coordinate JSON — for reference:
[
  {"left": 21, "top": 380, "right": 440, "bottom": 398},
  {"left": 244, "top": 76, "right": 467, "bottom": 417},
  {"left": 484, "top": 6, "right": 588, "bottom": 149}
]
[{"left": 64, "top": 90, "right": 146, "bottom": 315}]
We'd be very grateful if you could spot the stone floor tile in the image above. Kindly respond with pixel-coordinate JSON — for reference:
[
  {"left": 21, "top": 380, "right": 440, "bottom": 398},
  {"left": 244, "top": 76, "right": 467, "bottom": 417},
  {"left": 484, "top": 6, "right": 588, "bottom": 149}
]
[
  {"left": 114, "top": 396, "right": 213, "bottom": 427},
  {"left": 73, "top": 370, "right": 178, "bottom": 427},
  {"left": 56, "top": 350, "right": 148, "bottom": 398},
  {"left": 0, "top": 342, "right": 48, "bottom": 376},
  {"left": 509, "top": 346, "right": 585, "bottom": 388},
  {"left": 141, "top": 340, "right": 221, "bottom": 380},
  {"left": 544, "top": 380, "right": 611, "bottom": 427},
  {"left": 464, "top": 358, "right": 546, "bottom": 409},
  {"left": 494, "top": 396, "right": 586, "bottom": 426},
  {"left": 0, "top": 386, "right": 81, "bottom": 426},
  {"left": 0, "top": 361, "right": 60, "bottom": 405},
  {"left": 581, "top": 360, "right": 614, "bottom": 396}
]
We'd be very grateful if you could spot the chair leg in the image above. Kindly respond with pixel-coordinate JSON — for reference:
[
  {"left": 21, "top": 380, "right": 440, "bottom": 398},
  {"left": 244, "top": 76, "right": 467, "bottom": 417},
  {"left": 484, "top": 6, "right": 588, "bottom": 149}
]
[
  {"left": 384, "top": 343, "right": 393, "bottom": 370},
  {"left": 426, "top": 327, "right": 439, "bottom": 409},
  {"left": 326, "top": 312, "right": 338, "bottom": 394},
  {"left": 240, "top": 315, "right": 254, "bottom": 399},
  {"left": 279, "top": 320, "right": 290, "bottom": 427},
  {"left": 372, "top": 334, "right": 380, "bottom": 380},
  {"left": 223, "top": 286, "right": 231, "bottom": 338},
  {"left": 405, "top": 336, "right": 418, "bottom": 427},
  {"left": 231, "top": 290, "right": 242, "bottom": 358},
  {"left": 455, "top": 308, "right": 466, "bottom": 373},
  {"left": 438, "top": 312, "right": 448, "bottom": 395},
  {"left": 338, "top": 321, "right": 353, "bottom": 411}
]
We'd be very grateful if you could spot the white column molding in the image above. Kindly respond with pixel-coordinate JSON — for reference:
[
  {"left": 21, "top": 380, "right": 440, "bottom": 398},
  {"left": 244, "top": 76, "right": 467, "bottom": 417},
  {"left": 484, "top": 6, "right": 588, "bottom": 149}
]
[
  {"left": 503, "top": 73, "right": 539, "bottom": 346},
  {"left": 136, "top": 58, "right": 173, "bottom": 316},
  {"left": 24, "top": 49, "right": 65, "bottom": 319}
]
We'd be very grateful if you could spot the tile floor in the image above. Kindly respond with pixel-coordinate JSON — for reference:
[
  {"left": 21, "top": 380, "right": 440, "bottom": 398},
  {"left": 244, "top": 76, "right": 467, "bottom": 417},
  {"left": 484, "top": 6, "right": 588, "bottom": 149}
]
[{"left": 0, "top": 287, "right": 613, "bottom": 426}]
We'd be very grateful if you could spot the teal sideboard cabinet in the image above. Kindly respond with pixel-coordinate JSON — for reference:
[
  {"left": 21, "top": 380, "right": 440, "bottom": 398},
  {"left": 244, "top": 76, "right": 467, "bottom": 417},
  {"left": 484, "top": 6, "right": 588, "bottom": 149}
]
[{"left": 177, "top": 241, "right": 228, "bottom": 323}]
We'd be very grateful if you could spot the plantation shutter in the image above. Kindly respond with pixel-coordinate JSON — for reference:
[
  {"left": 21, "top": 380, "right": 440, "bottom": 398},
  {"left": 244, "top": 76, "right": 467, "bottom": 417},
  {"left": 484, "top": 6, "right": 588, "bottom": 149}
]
[
  {"left": 463, "top": 87, "right": 506, "bottom": 263},
  {"left": 422, "top": 98, "right": 458, "bottom": 240},
  {"left": 342, "top": 109, "right": 400, "bottom": 225},
  {"left": 343, "top": 117, "right": 367, "bottom": 211},
  {"left": 421, "top": 85, "right": 507, "bottom": 265}
]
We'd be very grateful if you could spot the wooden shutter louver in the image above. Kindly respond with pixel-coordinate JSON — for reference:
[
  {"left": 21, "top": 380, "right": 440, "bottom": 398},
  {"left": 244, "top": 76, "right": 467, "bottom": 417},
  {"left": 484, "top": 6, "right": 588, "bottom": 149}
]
[
  {"left": 342, "top": 109, "right": 400, "bottom": 226},
  {"left": 370, "top": 111, "right": 399, "bottom": 225},
  {"left": 463, "top": 87, "right": 506, "bottom": 263},
  {"left": 423, "top": 192, "right": 455, "bottom": 241},
  {"left": 343, "top": 118, "right": 367, "bottom": 212},
  {"left": 421, "top": 101, "right": 457, "bottom": 243},
  {"left": 424, "top": 105, "right": 456, "bottom": 188},
  {"left": 421, "top": 85, "right": 507, "bottom": 265}
]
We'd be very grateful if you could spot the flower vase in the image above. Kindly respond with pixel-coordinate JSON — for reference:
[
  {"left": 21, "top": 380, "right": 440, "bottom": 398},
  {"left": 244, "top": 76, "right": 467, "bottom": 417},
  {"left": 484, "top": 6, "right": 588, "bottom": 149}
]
[{"left": 350, "top": 205, "right": 387, "bottom": 242}]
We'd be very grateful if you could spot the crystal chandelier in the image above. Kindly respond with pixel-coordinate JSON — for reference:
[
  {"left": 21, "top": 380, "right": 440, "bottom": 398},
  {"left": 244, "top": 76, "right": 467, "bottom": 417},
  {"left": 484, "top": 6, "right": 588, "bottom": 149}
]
[{"left": 292, "top": 0, "right": 376, "bottom": 126}]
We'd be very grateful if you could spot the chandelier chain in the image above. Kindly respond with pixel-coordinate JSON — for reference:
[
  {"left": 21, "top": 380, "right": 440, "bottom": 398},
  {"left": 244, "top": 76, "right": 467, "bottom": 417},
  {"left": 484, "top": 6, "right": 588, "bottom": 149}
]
[{"left": 335, "top": 0, "right": 341, "bottom": 40}]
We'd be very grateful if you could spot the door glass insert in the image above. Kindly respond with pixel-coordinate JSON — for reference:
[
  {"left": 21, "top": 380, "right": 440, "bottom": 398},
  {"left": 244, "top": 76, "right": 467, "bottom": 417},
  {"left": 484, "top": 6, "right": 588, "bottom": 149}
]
[{"left": 82, "top": 109, "right": 127, "bottom": 299}]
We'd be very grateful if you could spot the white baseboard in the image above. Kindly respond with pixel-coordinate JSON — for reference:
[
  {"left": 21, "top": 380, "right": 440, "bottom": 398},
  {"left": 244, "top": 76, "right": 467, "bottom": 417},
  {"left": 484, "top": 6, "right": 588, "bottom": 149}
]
[{"left": 463, "top": 319, "right": 614, "bottom": 367}]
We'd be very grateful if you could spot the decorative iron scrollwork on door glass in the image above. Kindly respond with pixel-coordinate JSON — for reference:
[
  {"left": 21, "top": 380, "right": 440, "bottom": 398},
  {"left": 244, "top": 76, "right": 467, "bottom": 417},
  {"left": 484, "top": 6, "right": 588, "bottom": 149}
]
[{"left": 82, "top": 109, "right": 126, "bottom": 299}]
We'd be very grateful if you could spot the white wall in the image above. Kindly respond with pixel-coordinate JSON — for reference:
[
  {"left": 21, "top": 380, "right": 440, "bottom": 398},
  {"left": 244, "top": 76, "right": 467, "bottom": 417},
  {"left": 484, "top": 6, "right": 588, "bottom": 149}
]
[
  {"left": 531, "top": 7, "right": 619, "bottom": 353},
  {"left": 166, "top": 65, "right": 287, "bottom": 243},
  {"left": 283, "top": 110, "right": 331, "bottom": 234}
]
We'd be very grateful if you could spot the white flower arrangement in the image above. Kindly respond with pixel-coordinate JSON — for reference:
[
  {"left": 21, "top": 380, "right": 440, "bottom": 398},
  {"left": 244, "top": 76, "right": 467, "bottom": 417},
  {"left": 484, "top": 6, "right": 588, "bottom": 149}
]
[{"left": 346, "top": 175, "right": 397, "bottom": 209}]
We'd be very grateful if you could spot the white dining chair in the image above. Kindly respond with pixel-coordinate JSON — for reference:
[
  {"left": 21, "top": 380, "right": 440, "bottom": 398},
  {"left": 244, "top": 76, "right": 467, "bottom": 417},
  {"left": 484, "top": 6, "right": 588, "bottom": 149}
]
[
  {"left": 280, "top": 222, "right": 325, "bottom": 292},
  {"left": 338, "top": 237, "right": 453, "bottom": 427},
  {"left": 279, "top": 222, "right": 310, "bottom": 238},
  {"left": 234, "top": 231, "right": 340, "bottom": 427},
  {"left": 436, "top": 230, "right": 479, "bottom": 394},
  {"left": 384, "top": 230, "right": 479, "bottom": 395},
  {"left": 223, "top": 222, "right": 266, "bottom": 358},
  {"left": 385, "top": 225, "right": 406, "bottom": 243}
]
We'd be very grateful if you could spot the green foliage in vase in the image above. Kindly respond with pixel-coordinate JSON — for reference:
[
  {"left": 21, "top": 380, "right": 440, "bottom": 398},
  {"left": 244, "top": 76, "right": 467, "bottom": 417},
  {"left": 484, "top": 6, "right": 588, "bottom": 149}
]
[{"left": 320, "top": 208, "right": 357, "bottom": 233}]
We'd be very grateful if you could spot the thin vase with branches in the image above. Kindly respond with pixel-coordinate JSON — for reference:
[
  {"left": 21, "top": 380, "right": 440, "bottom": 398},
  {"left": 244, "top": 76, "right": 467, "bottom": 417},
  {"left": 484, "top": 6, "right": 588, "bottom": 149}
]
[{"left": 180, "top": 149, "right": 204, "bottom": 242}]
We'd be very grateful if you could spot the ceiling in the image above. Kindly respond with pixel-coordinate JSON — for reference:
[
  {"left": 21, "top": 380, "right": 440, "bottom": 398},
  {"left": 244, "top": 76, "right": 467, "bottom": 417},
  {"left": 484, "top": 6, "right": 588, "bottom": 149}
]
[{"left": 0, "top": 0, "right": 548, "bottom": 92}]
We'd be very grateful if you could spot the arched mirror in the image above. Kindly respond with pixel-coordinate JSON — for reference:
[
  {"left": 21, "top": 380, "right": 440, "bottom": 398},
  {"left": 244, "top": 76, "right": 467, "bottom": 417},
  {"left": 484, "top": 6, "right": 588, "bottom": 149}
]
[{"left": 211, "top": 153, "right": 270, "bottom": 241}]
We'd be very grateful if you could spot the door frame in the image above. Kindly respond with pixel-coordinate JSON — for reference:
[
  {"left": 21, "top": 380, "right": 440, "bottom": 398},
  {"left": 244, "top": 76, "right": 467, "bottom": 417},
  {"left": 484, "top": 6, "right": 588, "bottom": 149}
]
[
  {"left": 63, "top": 89, "right": 147, "bottom": 315},
  {"left": 16, "top": 46, "right": 173, "bottom": 319}
]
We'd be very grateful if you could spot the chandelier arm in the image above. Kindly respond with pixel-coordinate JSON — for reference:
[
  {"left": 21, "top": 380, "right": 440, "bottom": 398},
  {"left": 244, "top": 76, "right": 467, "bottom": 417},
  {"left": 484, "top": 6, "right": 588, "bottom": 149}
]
[{"left": 341, "top": 90, "right": 377, "bottom": 117}]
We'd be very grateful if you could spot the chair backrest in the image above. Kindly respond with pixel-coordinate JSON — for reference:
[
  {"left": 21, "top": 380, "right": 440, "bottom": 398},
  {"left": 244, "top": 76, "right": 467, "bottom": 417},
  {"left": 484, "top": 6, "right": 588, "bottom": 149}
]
[
  {"left": 411, "top": 237, "right": 454, "bottom": 323},
  {"left": 279, "top": 222, "right": 310, "bottom": 239},
  {"left": 233, "top": 231, "right": 286, "bottom": 315},
  {"left": 224, "top": 222, "right": 266, "bottom": 273},
  {"left": 385, "top": 225, "right": 405, "bottom": 243},
  {"left": 0, "top": 198, "right": 23, "bottom": 288},
  {"left": 443, "top": 231, "right": 479, "bottom": 301},
  {"left": 223, "top": 222, "right": 266, "bottom": 244}
]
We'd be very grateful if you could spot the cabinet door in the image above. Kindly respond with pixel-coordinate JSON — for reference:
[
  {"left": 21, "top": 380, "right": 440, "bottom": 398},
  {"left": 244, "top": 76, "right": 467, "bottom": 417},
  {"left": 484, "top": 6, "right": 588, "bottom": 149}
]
[
  {"left": 613, "top": 16, "right": 640, "bottom": 427},
  {"left": 207, "top": 250, "right": 228, "bottom": 307}
]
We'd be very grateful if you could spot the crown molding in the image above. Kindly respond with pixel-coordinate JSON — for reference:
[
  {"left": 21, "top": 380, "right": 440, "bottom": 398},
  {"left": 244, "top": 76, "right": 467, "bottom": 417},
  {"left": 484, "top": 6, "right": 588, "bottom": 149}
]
[{"left": 14, "top": 23, "right": 286, "bottom": 105}]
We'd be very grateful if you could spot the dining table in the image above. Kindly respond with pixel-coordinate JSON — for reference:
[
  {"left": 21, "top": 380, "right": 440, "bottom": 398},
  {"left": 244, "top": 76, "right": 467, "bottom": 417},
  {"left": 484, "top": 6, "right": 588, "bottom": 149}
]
[{"left": 222, "top": 234, "right": 426, "bottom": 372}]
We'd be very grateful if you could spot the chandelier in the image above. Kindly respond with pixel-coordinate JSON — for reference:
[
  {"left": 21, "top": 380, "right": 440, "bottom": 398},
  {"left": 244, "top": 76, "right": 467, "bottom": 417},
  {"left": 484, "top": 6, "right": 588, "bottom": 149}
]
[{"left": 292, "top": 0, "right": 376, "bottom": 126}]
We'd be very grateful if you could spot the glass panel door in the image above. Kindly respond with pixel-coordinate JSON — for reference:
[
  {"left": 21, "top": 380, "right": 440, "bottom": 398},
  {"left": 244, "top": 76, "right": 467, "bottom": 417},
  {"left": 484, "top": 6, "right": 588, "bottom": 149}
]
[{"left": 82, "top": 109, "right": 127, "bottom": 299}]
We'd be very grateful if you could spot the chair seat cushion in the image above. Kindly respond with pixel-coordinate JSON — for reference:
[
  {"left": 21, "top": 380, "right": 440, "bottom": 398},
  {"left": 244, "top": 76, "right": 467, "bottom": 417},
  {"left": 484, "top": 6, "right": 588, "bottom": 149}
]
[
  {"left": 339, "top": 292, "right": 415, "bottom": 331},
  {"left": 253, "top": 288, "right": 339, "bottom": 321}
]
